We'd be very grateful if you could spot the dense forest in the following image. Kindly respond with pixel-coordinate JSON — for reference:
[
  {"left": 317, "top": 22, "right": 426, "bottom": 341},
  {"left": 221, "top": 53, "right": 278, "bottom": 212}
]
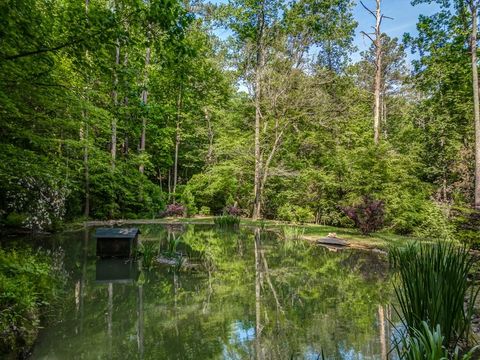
[{"left": 1, "top": 0, "right": 480, "bottom": 243}]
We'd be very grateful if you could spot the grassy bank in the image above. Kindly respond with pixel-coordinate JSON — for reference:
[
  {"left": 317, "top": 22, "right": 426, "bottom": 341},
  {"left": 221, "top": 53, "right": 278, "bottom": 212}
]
[{"left": 85, "top": 216, "right": 414, "bottom": 250}]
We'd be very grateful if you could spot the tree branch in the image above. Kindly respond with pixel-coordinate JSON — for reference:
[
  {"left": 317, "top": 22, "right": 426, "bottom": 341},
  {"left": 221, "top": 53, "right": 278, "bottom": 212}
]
[{"left": 3, "top": 38, "right": 85, "bottom": 61}]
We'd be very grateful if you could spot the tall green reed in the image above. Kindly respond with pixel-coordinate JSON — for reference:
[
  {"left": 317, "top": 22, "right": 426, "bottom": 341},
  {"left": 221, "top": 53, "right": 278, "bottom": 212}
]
[{"left": 389, "top": 242, "right": 478, "bottom": 349}]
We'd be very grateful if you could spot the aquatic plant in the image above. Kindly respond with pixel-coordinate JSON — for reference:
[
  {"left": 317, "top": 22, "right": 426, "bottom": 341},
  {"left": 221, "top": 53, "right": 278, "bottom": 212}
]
[
  {"left": 389, "top": 242, "right": 478, "bottom": 349},
  {"left": 164, "top": 234, "right": 183, "bottom": 258},
  {"left": 281, "top": 226, "right": 304, "bottom": 241},
  {"left": 394, "top": 321, "right": 478, "bottom": 360},
  {"left": 138, "top": 242, "right": 158, "bottom": 270},
  {"left": 214, "top": 215, "right": 240, "bottom": 228}
]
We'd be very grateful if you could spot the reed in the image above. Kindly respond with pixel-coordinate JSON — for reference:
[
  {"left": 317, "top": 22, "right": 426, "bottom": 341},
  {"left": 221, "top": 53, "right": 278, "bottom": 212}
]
[
  {"left": 139, "top": 241, "right": 158, "bottom": 269},
  {"left": 213, "top": 215, "right": 240, "bottom": 228},
  {"left": 281, "top": 226, "right": 305, "bottom": 241},
  {"left": 389, "top": 242, "right": 478, "bottom": 349}
]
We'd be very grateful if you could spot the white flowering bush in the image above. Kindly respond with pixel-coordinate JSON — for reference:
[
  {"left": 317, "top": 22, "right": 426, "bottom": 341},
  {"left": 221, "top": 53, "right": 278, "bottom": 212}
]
[{"left": 5, "top": 176, "right": 70, "bottom": 231}]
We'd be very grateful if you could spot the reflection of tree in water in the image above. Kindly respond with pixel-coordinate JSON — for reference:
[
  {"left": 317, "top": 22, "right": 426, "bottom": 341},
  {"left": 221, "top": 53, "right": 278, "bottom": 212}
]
[{"left": 32, "top": 225, "right": 394, "bottom": 360}]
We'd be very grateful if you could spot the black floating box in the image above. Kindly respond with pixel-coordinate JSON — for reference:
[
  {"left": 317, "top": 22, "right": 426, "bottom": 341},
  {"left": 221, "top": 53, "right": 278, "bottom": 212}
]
[{"left": 95, "top": 227, "right": 140, "bottom": 258}]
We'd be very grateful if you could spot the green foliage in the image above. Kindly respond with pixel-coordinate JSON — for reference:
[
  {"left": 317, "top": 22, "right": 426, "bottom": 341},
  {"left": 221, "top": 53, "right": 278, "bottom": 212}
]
[
  {"left": 0, "top": 248, "right": 66, "bottom": 356},
  {"left": 214, "top": 215, "right": 240, "bottom": 228},
  {"left": 281, "top": 226, "right": 305, "bottom": 241},
  {"left": 186, "top": 166, "right": 239, "bottom": 215},
  {"left": 451, "top": 207, "right": 480, "bottom": 248},
  {"left": 395, "top": 321, "right": 478, "bottom": 360},
  {"left": 389, "top": 242, "right": 478, "bottom": 349},
  {"left": 180, "top": 188, "right": 197, "bottom": 216},
  {"left": 199, "top": 206, "right": 211, "bottom": 216},
  {"left": 277, "top": 204, "right": 315, "bottom": 224},
  {"left": 139, "top": 242, "right": 158, "bottom": 270},
  {"left": 414, "top": 203, "right": 455, "bottom": 241}
]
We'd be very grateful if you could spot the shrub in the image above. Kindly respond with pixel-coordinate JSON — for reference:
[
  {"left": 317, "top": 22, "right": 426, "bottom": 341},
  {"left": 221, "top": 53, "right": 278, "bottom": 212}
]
[
  {"left": 4, "top": 212, "right": 28, "bottom": 228},
  {"left": 451, "top": 207, "right": 480, "bottom": 248},
  {"left": 389, "top": 242, "right": 478, "bottom": 349},
  {"left": 160, "top": 203, "right": 185, "bottom": 218},
  {"left": 199, "top": 206, "right": 211, "bottom": 216},
  {"left": 224, "top": 205, "right": 242, "bottom": 217},
  {"left": 414, "top": 202, "right": 455, "bottom": 241},
  {"left": 342, "top": 196, "right": 385, "bottom": 235},
  {"left": 277, "top": 204, "right": 315, "bottom": 224},
  {"left": 0, "top": 248, "right": 66, "bottom": 356},
  {"left": 180, "top": 188, "right": 197, "bottom": 217}
]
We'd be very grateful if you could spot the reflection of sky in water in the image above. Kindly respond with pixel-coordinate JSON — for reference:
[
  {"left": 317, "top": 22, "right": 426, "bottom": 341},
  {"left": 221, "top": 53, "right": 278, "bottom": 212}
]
[
  {"left": 230, "top": 321, "right": 255, "bottom": 343},
  {"left": 222, "top": 321, "right": 255, "bottom": 359}
]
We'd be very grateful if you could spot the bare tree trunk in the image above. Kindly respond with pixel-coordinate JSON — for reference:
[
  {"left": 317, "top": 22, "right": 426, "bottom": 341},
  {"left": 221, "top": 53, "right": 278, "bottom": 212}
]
[
  {"left": 205, "top": 108, "right": 214, "bottom": 165},
  {"left": 168, "top": 167, "right": 172, "bottom": 198},
  {"left": 173, "top": 88, "right": 182, "bottom": 198},
  {"left": 471, "top": 1, "right": 480, "bottom": 209},
  {"left": 258, "top": 128, "right": 284, "bottom": 211},
  {"left": 373, "top": 0, "right": 382, "bottom": 145},
  {"left": 253, "top": 2, "right": 265, "bottom": 220},
  {"left": 139, "top": 45, "right": 151, "bottom": 174}
]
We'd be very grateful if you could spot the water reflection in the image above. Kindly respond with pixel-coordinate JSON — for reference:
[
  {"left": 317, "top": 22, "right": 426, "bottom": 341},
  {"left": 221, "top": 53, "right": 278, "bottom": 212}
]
[{"left": 31, "top": 225, "right": 394, "bottom": 359}]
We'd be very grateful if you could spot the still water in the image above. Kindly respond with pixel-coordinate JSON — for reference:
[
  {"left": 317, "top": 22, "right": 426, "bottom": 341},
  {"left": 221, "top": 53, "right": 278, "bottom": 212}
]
[{"left": 28, "top": 224, "right": 394, "bottom": 360}]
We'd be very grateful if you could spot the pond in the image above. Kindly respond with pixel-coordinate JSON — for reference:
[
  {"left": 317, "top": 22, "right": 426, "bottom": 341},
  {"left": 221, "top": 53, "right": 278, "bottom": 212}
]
[{"left": 25, "top": 224, "right": 395, "bottom": 359}]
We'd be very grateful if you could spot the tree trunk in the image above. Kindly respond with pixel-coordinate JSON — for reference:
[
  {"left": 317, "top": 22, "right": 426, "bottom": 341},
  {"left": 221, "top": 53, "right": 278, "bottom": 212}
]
[
  {"left": 111, "top": 41, "right": 120, "bottom": 169},
  {"left": 83, "top": 118, "right": 90, "bottom": 217},
  {"left": 471, "top": 1, "right": 480, "bottom": 209},
  {"left": 205, "top": 108, "right": 214, "bottom": 165},
  {"left": 83, "top": 0, "right": 90, "bottom": 217},
  {"left": 173, "top": 88, "right": 182, "bottom": 198},
  {"left": 139, "top": 46, "right": 150, "bottom": 174},
  {"left": 253, "top": 2, "right": 265, "bottom": 220},
  {"left": 373, "top": 0, "right": 382, "bottom": 145}
]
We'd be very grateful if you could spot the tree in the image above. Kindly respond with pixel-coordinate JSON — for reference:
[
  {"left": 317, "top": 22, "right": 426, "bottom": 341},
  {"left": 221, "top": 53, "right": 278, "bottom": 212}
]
[
  {"left": 407, "top": 0, "right": 478, "bottom": 206},
  {"left": 216, "top": 0, "right": 356, "bottom": 219},
  {"left": 360, "top": 0, "right": 392, "bottom": 144}
]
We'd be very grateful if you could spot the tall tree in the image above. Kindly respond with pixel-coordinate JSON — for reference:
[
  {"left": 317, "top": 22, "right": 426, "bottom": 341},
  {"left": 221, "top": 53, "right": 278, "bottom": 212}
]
[
  {"left": 360, "top": 0, "right": 392, "bottom": 144},
  {"left": 407, "top": 0, "right": 479, "bottom": 206},
  {"left": 468, "top": 0, "right": 480, "bottom": 209}
]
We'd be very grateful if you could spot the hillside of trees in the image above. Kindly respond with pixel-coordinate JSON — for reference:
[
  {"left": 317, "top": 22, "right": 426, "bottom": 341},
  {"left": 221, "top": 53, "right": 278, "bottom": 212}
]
[{"left": 1, "top": 0, "right": 479, "bottom": 243}]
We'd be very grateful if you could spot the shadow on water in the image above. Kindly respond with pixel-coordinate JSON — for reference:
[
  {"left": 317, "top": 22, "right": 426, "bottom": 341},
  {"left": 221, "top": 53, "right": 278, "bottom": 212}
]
[{"left": 16, "top": 224, "right": 397, "bottom": 360}]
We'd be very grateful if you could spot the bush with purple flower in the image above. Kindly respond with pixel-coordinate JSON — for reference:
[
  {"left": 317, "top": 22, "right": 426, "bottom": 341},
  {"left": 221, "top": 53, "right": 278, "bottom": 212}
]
[
  {"left": 342, "top": 196, "right": 385, "bottom": 235},
  {"left": 160, "top": 203, "right": 186, "bottom": 218},
  {"left": 224, "top": 205, "right": 242, "bottom": 217}
]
